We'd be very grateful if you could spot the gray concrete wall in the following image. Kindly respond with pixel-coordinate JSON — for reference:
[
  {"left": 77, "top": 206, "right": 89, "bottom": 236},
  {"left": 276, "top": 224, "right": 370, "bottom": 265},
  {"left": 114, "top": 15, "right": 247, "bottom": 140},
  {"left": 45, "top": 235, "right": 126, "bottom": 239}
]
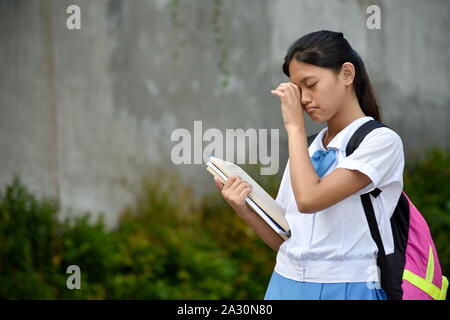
[{"left": 1, "top": 0, "right": 449, "bottom": 228}]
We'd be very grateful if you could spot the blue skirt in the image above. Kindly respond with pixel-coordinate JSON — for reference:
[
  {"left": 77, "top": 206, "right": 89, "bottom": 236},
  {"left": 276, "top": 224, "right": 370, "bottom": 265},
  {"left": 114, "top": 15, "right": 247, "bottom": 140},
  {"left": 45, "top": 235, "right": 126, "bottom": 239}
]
[{"left": 264, "top": 271, "right": 387, "bottom": 300}]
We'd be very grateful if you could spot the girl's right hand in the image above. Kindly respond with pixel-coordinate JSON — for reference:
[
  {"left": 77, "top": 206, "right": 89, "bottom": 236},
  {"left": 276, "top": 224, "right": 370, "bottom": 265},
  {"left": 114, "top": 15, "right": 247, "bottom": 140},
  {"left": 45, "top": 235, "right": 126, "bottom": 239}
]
[{"left": 214, "top": 175, "right": 252, "bottom": 212}]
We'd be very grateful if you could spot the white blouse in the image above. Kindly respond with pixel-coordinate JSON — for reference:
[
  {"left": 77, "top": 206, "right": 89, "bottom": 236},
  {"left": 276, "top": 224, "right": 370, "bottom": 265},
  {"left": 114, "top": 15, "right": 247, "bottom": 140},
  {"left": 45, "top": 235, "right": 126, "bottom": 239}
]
[{"left": 274, "top": 116, "right": 405, "bottom": 283}]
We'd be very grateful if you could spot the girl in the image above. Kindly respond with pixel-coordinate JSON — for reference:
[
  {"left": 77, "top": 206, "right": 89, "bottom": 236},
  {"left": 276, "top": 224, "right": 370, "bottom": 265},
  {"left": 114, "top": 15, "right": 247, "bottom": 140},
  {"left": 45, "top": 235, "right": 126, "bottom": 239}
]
[{"left": 213, "top": 30, "right": 404, "bottom": 300}]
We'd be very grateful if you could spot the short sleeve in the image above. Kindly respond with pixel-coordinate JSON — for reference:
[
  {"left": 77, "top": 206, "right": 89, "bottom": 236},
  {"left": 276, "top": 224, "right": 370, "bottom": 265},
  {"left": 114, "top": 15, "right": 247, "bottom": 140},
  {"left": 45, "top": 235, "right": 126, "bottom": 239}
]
[
  {"left": 275, "top": 160, "right": 290, "bottom": 208},
  {"left": 335, "top": 128, "right": 405, "bottom": 195}
]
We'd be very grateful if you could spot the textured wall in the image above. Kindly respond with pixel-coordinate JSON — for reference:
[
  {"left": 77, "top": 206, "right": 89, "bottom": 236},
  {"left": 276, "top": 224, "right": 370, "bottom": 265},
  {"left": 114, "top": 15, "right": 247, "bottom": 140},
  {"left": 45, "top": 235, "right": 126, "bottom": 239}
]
[{"left": 1, "top": 0, "right": 449, "bottom": 228}]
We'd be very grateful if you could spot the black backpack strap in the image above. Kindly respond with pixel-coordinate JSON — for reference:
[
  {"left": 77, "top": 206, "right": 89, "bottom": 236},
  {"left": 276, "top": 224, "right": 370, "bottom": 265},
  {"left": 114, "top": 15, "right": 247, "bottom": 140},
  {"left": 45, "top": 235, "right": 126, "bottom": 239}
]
[
  {"left": 345, "top": 120, "right": 389, "bottom": 156},
  {"left": 346, "top": 120, "right": 388, "bottom": 198},
  {"left": 361, "top": 193, "right": 397, "bottom": 299},
  {"left": 307, "top": 133, "right": 319, "bottom": 147}
]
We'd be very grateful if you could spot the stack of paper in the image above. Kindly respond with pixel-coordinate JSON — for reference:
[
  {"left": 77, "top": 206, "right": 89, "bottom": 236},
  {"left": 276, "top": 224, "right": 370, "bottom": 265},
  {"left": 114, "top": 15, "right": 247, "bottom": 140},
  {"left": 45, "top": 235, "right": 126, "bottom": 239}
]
[{"left": 206, "top": 156, "right": 290, "bottom": 240}]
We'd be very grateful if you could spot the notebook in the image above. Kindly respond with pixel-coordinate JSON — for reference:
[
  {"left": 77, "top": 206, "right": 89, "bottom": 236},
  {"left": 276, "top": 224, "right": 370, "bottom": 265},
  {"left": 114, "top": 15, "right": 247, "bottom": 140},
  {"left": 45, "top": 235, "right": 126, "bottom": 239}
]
[{"left": 206, "top": 156, "right": 290, "bottom": 240}]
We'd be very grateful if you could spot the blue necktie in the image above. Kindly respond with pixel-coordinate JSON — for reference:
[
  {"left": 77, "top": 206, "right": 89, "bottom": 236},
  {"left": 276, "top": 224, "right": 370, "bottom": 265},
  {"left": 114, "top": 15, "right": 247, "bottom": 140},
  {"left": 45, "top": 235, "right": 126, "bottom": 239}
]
[{"left": 310, "top": 149, "right": 336, "bottom": 178}]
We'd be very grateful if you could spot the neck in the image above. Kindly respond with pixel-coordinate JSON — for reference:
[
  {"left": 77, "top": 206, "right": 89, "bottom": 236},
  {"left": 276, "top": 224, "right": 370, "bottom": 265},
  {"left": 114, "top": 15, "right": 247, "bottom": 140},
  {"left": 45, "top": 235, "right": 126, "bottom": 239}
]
[{"left": 325, "top": 95, "right": 366, "bottom": 141}]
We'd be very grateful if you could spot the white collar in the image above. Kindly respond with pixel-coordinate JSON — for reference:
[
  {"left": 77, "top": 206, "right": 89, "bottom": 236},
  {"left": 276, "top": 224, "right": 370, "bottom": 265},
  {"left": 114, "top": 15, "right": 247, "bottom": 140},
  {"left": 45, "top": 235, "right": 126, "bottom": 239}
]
[{"left": 311, "top": 116, "right": 374, "bottom": 152}]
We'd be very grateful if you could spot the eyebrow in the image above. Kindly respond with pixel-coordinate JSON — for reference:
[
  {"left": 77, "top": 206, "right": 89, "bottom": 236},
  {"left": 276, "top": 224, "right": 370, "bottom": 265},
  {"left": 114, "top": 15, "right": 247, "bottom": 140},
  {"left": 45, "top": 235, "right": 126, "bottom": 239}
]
[{"left": 299, "top": 76, "right": 317, "bottom": 83}]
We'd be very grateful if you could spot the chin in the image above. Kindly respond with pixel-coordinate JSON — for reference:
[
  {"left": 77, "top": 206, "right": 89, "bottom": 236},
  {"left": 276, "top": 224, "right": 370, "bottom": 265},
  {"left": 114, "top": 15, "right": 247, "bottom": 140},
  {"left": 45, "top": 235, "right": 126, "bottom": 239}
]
[
  {"left": 309, "top": 111, "right": 332, "bottom": 123},
  {"left": 309, "top": 115, "right": 326, "bottom": 123}
]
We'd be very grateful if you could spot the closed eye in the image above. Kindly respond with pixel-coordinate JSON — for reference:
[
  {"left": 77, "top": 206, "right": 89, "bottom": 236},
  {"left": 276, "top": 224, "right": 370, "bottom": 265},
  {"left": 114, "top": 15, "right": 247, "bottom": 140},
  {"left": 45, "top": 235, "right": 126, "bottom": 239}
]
[{"left": 307, "top": 82, "right": 317, "bottom": 89}]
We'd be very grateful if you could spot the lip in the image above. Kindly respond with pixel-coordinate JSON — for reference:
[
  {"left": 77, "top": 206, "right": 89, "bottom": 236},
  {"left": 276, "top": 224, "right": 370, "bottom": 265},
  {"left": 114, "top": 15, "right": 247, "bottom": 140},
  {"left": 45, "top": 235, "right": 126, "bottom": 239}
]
[{"left": 306, "top": 107, "right": 319, "bottom": 113}]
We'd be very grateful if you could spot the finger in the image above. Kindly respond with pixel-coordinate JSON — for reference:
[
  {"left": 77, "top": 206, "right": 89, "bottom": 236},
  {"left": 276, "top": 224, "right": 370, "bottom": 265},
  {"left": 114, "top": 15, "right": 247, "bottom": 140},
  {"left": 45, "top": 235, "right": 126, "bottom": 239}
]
[
  {"left": 223, "top": 175, "right": 238, "bottom": 190},
  {"left": 229, "top": 177, "right": 245, "bottom": 193},
  {"left": 276, "top": 83, "right": 289, "bottom": 92},
  {"left": 289, "top": 82, "right": 301, "bottom": 100},
  {"left": 285, "top": 83, "right": 297, "bottom": 101},
  {"left": 270, "top": 89, "right": 286, "bottom": 98},
  {"left": 214, "top": 176, "right": 224, "bottom": 191},
  {"left": 278, "top": 82, "right": 290, "bottom": 88},
  {"left": 238, "top": 185, "right": 252, "bottom": 200},
  {"left": 225, "top": 175, "right": 240, "bottom": 192},
  {"left": 234, "top": 181, "right": 250, "bottom": 195},
  {"left": 276, "top": 83, "right": 295, "bottom": 99}
]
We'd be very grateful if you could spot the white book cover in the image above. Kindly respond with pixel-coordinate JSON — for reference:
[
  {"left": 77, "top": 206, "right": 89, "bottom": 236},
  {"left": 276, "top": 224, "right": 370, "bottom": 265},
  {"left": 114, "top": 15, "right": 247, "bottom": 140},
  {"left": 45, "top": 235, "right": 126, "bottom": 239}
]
[{"left": 206, "top": 156, "right": 290, "bottom": 240}]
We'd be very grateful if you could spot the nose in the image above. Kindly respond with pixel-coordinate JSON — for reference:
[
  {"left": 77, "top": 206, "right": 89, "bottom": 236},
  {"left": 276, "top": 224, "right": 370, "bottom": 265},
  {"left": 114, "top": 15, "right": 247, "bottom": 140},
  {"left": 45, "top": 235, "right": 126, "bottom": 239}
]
[{"left": 301, "top": 91, "right": 312, "bottom": 108}]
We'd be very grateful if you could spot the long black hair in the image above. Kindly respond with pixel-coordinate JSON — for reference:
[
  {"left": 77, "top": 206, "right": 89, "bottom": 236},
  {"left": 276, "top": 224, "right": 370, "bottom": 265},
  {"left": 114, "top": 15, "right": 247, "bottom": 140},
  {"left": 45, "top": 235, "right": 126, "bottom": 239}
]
[{"left": 282, "top": 30, "right": 381, "bottom": 121}]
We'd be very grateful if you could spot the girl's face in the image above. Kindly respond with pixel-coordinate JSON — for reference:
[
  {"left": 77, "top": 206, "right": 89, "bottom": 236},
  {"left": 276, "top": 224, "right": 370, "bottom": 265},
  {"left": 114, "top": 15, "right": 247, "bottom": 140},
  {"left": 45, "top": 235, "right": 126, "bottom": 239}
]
[{"left": 288, "top": 60, "right": 348, "bottom": 123}]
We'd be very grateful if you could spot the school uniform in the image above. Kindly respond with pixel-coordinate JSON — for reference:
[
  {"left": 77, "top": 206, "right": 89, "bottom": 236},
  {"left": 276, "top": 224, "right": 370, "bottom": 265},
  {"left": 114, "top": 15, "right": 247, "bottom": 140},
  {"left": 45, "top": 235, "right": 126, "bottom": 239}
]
[{"left": 264, "top": 116, "right": 405, "bottom": 300}]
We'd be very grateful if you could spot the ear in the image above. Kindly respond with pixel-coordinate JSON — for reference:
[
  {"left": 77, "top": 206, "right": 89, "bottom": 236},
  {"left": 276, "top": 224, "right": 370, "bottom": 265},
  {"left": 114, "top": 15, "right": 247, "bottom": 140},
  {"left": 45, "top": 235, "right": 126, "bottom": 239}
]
[{"left": 339, "top": 62, "right": 356, "bottom": 86}]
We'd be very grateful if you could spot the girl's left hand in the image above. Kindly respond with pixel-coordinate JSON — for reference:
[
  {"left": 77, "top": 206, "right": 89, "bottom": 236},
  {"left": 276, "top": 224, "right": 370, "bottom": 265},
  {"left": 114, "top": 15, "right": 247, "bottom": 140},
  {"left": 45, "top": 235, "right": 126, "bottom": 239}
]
[{"left": 271, "top": 82, "right": 305, "bottom": 131}]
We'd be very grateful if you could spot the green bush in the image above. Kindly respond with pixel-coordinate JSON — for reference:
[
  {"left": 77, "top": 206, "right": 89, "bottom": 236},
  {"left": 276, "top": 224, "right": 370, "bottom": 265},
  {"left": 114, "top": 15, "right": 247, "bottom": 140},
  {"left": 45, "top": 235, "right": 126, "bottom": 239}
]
[
  {"left": 0, "top": 177, "right": 60, "bottom": 299},
  {"left": 0, "top": 173, "right": 276, "bottom": 299},
  {"left": 0, "top": 148, "right": 449, "bottom": 299},
  {"left": 403, "top": 148, "right": 450, "bottom": 279},
  {"left": 58, "top": 213, "right": 120, "bottom": 299},
  {"left": 108, "top": 175, "right": 242, "bottom": 299}
]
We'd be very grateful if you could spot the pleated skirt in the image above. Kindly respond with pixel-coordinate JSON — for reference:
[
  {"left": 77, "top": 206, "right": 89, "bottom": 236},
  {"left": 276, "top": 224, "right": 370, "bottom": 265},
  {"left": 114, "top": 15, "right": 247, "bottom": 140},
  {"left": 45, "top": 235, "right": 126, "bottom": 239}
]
[{"left": 264, "top": 271, "right": 387, "bottom": 300}]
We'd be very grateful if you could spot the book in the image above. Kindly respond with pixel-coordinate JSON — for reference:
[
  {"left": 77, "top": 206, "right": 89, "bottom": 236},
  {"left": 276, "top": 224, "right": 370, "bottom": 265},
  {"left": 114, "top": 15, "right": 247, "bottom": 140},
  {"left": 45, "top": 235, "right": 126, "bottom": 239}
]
[{"left": 206, "top": 156, "right": 290, "bottom": 240}]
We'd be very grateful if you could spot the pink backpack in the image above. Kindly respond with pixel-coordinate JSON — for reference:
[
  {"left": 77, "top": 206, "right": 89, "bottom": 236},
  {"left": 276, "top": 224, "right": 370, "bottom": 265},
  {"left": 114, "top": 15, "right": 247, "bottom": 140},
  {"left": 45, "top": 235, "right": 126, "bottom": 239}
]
[
  {"left": 308, "top": 120, "right": 448, "bottom": 300},
  {"left": 399, "top": 192, "right": 448, "bottom": 300}
]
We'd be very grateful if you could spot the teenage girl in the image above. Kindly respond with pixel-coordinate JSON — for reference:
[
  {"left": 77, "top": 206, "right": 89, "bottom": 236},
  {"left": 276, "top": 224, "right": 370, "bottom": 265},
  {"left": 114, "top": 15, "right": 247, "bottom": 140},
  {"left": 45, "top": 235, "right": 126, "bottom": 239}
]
[{"left": 213, "top": 30, "right": 404, "bottom": 300}]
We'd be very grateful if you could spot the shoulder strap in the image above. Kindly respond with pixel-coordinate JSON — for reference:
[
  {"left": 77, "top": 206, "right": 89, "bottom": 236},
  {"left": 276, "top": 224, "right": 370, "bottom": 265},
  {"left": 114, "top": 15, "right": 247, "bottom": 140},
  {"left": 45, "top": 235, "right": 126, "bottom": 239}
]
[
  {"left": 307, "top": 133, "right": 319, "bottom": 147},
  {"left": 345, "top": 119, "right": 389, "bottom": 156},
  {"left": 346, "top": 120, "right": 387, "bottom": 198},
  {"left": 306, "top": 119, "right": 389, "bottom": 154}
]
